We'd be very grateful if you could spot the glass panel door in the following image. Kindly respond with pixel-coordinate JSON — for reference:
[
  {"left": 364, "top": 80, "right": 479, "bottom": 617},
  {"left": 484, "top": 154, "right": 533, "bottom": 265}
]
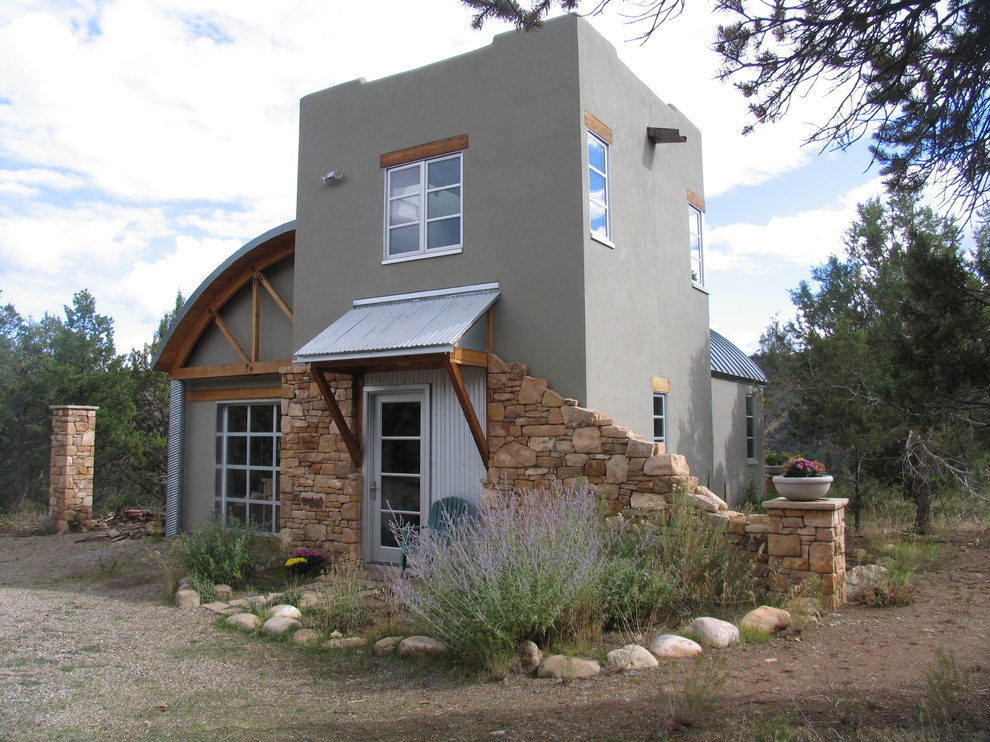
[{"left": 368, "top": 389, "right": 427, "bottom": 564}]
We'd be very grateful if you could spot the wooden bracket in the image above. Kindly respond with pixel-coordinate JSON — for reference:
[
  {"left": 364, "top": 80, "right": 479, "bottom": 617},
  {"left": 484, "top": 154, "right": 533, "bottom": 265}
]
[
  {"left": 647, "top": 127, "right": 687, "bottom": 144},
  {"left": 444, "top": 358, "right": 489, "bottom": 464},
  {"left": 312, "top": 368, "right": 362, "bottom": 470}
]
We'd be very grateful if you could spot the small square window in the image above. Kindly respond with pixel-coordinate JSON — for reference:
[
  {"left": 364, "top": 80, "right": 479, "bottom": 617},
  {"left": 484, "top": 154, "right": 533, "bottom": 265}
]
[{"left": 384, "top": 152, "right": 462, "bottom": 261}]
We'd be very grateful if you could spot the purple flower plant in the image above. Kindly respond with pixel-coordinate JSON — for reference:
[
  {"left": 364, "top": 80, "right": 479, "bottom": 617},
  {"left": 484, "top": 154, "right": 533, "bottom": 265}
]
[
  {"left": 387, "top": 482, "right": 607, "bottom": 665},
  {"left": 783, "top": 458, "right": 826, "bottom": 478}
]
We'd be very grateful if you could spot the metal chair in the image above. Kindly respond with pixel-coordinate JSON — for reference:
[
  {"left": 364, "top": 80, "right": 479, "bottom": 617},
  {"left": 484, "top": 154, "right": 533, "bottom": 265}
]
[{"left": 399, "top": 496, "right": 478, "bottom": 573}]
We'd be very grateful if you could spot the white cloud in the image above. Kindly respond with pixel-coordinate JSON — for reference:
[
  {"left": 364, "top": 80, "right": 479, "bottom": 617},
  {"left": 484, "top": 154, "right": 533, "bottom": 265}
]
[
  {"left": 0, "top": 0, "right": 883, "bottom": 354},
  {"left": 706, "top": 178, "right": 886, "bottom": 272}
]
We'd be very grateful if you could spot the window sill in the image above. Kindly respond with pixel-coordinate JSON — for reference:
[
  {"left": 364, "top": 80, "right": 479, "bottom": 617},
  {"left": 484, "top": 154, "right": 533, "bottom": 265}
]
[
  {"left": 383, "top": 247, "right": 462, "bottom": 265},
  {"left": 591, "top": 232, "right": 615, "bottom": 249},
  {"left": 692, "top": 282, "right": 710, "bottom": 295},
  {"left": 747, "top": 459, "right": 760, "bottom": 466}
]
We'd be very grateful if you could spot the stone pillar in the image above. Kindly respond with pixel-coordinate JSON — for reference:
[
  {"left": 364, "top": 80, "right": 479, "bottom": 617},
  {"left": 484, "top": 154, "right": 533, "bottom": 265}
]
[
  {"left": 49, "top": 405, "right": 98, "bottom": 531},
  {"left": 764, "top": 496, "right": 848, "bottom": 607}
]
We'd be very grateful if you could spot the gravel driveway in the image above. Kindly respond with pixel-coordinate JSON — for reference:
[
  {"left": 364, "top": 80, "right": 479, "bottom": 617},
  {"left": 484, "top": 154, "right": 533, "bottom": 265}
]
[{"left": 3, "top": 530, "right": 988, "bottom": 741}]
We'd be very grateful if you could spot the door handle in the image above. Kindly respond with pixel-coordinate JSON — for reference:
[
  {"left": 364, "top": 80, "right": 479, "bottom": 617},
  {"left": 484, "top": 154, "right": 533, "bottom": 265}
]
[{"left": 369, "top": 480, "right": 377, "bottom": 501}]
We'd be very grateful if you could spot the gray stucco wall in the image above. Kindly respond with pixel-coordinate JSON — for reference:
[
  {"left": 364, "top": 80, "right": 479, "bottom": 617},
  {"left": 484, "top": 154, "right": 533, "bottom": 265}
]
[
  {"left": 186, "top": 256, "right": 295, "bottom": 368},
  {"left": 710, "top": 376, "right": 764, "bottom": 507},
  {"left": 573, "top": 19, "right": 711, "bottom": 473},
  {"left": 294, "top": 14, "right": 711, "bottom": 474},
  {"left": 295, "top": 16, "right": 588, "bottom": 402}
]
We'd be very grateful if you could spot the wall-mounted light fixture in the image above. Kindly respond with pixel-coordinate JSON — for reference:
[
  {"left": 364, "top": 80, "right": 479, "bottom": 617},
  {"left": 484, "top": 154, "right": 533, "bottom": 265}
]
[{"left": 322, "top": 169, "right": 344, "bottom": 184}]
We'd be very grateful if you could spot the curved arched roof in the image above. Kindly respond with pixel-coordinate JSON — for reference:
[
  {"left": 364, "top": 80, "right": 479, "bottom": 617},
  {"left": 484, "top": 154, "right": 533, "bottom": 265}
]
[{"left": 153, "top": 221, "right": 296, "bottom": 372}]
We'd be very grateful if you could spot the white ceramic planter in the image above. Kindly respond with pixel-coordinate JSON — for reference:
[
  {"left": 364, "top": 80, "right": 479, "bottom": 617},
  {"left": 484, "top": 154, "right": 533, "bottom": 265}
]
[{"left": 771, "top": 475, "right": 833, "bottom": 501}]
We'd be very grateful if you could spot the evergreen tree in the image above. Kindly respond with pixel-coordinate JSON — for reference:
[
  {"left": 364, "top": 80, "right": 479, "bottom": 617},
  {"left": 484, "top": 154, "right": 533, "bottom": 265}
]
[
  {"left": 0, "top": 291, "right": 180, "bottom": 515},
  {"left": 461, "top": 0, "right": 990, "bottom": 213},
  {"left": 762, "top": 196, "right": 990, "bottom": 532}
]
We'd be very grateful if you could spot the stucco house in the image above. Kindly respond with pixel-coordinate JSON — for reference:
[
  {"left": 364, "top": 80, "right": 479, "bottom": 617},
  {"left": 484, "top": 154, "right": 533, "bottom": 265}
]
[{"left": 153, "top": 14, "right": 766, "bottom": 564}]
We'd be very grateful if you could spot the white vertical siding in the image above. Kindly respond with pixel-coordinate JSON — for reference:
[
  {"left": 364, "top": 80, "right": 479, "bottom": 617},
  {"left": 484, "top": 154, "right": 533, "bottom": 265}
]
[{"left": 366, "top": 367, "right": 486, "bottom": 506}]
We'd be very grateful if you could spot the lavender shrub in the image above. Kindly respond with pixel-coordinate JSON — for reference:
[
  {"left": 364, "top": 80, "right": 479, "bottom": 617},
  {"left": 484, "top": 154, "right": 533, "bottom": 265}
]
[{"left": 387, "top": 483, "right": 606, "bottom": 670}]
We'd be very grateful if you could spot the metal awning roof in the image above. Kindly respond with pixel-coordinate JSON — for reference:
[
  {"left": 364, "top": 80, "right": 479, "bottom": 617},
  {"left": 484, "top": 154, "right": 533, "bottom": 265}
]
[
  {"left": 295, "top": 283, "right": 499, "bottom": 363},
  {"left": 710, "top": 330, "right": 768, "bottom": 384}
]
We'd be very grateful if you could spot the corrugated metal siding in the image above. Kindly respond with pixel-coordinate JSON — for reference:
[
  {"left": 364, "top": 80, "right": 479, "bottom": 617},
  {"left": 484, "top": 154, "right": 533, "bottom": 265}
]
[
  {"left": 296, "top": 288, "right": 498, "bottom": 360},
  {"left": 710, "top": 330, "right": 768, "bottom": 384},
  {"left": 366, "top": 367, "right": 487, "bottom": 506}
]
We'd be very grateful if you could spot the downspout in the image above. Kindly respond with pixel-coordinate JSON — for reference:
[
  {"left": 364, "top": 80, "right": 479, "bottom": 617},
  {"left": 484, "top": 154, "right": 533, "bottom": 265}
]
[{"left": 165, "top": 379, "right": 185, "bottom": 537}]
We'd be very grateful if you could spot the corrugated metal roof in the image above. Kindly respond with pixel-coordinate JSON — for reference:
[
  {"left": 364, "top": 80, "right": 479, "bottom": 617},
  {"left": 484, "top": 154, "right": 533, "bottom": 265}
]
[
  {"left": 710, "top": 330, "right": 768, "bottom": 384},
  {"left": 295, "top": 283, "right": 499, "bottom": 362}
]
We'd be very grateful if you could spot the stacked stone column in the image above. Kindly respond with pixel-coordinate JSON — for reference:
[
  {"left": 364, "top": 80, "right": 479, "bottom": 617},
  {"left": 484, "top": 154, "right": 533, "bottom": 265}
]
[
  {"left": 763, "top": 496, "right": 848, "bottom": 606},
  {"left": 279, "top": 366, "right": 362, "bottom": 557},
  {"left": 48, "top": 405, "right": 98, "bottom": 531}
]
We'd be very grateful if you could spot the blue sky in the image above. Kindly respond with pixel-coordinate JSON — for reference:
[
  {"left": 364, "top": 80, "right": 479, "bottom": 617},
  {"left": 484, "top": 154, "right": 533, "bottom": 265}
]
[{"left": 0, "top": 0, "right": 889, "bottom": 355}]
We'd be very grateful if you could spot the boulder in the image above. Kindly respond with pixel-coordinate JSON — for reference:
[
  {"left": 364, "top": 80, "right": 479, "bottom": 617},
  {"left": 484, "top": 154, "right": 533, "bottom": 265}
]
[
  {"left": 213, "top": 584, "right": 233, "bottom": 601},
  {"left": 324, "top": 637, "right": 368, "bottom": 650},
  {"left": 173, "top": 589, "right": 200, "bottom": 610},
  {"left": 512, "top": 641, "right": 543, "bottom": 674},
  {"left": 686, "top": 493, "right": 719, "bottom": 513},
  {"left": 226, "top": 613, "right": 261, "bottom": 631},
  {"left": 846, "top": 565, "right": 891, "bottom": 601},
  {"left": 695, "top": 486, "right": 728, "bottom": 510},
  {"left": 606, "top": 644, "right": 659, "bottom": 671},
  {"left": 536, "top": 655, "right": 601, "bottom": 680},
  {"left": 687, "top": 617, "right": 740, "bottom": 648},
  {"left": 397, "top": 636, "right": 450, "bottom": 658},
  {"left": 740, "top": 606, "right": 791, "bottom": 634},
  {"left": 201, "top": 601, "right": 233, "bottom": 615},
  {"left": 297, "top": 591, "right": 321, "bottom": 609},
  {"left": 648, "top": 634, "right": 703, "bottom": 659},
  {"left": 292, "top": 629, "right": 320, "bottom": 645},
  {"left": 262, "top": 616, "right": 301, "bottom": 635},
  {"left": 374, "top": 636, "right": 403, "bottom": 656},
  {"left": 269, "top": 604, "right": 302, "bottom": 619}
]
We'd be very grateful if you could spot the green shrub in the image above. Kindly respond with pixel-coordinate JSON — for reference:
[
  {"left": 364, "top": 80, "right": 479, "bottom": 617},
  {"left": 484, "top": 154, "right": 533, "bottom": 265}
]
[
  {"left": 858, "top": 563, "right": 918, "bottom": 606},
  {"left": 598, "top": 496, "right": 759, "bottom": 630},
  {"left": 925, "top": 648, "right": 972, "bottom": 722},
  {"left": 387, "top": 483, "right": 606, "bottom": 672},
  {"left": 303, "top": 554, "right": 370, "bottom": 635},
  {"left": 172, "top": 515, "right": 255, "bottom": 586}
]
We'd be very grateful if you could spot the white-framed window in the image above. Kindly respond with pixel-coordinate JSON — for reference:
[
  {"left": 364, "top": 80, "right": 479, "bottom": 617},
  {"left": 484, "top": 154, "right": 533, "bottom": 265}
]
[
  {"left": 689, "top": 203, "right": 704, "bottom": 286},
  {"left": 652, "top": 392, "right": 666, "bottom": 443},
  {"left": 215, "top": 402, "right": 281, "bottom": 534},
  {"left": 588, "top": 131, "right": 611, "bottom": 242},
  {"left": 384, "top": 152, "right": 462, "bottom": 261},
  {"left": 745, "top": 393, "right": 756, "bottom": 462}
]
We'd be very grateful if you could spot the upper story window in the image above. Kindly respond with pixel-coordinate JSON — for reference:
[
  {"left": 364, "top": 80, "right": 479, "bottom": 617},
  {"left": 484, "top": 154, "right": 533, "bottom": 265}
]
[
  {"left": 652, "top": 392, "right": 666, "bottom": 443},
  {"left": 745, "top": 393, "right": 756, "bottom": 462},
  {"left": 689, "top": 203, "right": 704, "bottom": 286},
  {"left": 585, "top": 112, "right": 613, "bottom": 246},
  {"left": 381, "top": 135, "right": 467, "bottom": 263},
  {"left": 588, "top": 132, "right": 611, "bottom": 242},
  {"left": 385, "top": 153, "right": 462, "bottom": 260}
]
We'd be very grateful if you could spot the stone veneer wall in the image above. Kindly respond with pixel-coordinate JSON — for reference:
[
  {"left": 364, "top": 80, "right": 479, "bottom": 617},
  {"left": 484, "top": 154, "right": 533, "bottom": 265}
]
[
  {"left": 279, "top": 366, "right": 362, "bottom": 556},
  {"left": 277, "top": 355, "right": 847, "bottom": 605},
  {"left": 485, "top": 356, "right": 848, "bottom": 606},
  {"left": 49, "top": 405, "right": 98, "bottom": 531}
]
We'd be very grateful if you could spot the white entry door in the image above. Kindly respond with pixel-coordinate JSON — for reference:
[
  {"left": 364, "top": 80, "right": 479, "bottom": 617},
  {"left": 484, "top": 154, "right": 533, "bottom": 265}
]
[{"left": 366, "top": 387, "right": 428, "bottom": 564}]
